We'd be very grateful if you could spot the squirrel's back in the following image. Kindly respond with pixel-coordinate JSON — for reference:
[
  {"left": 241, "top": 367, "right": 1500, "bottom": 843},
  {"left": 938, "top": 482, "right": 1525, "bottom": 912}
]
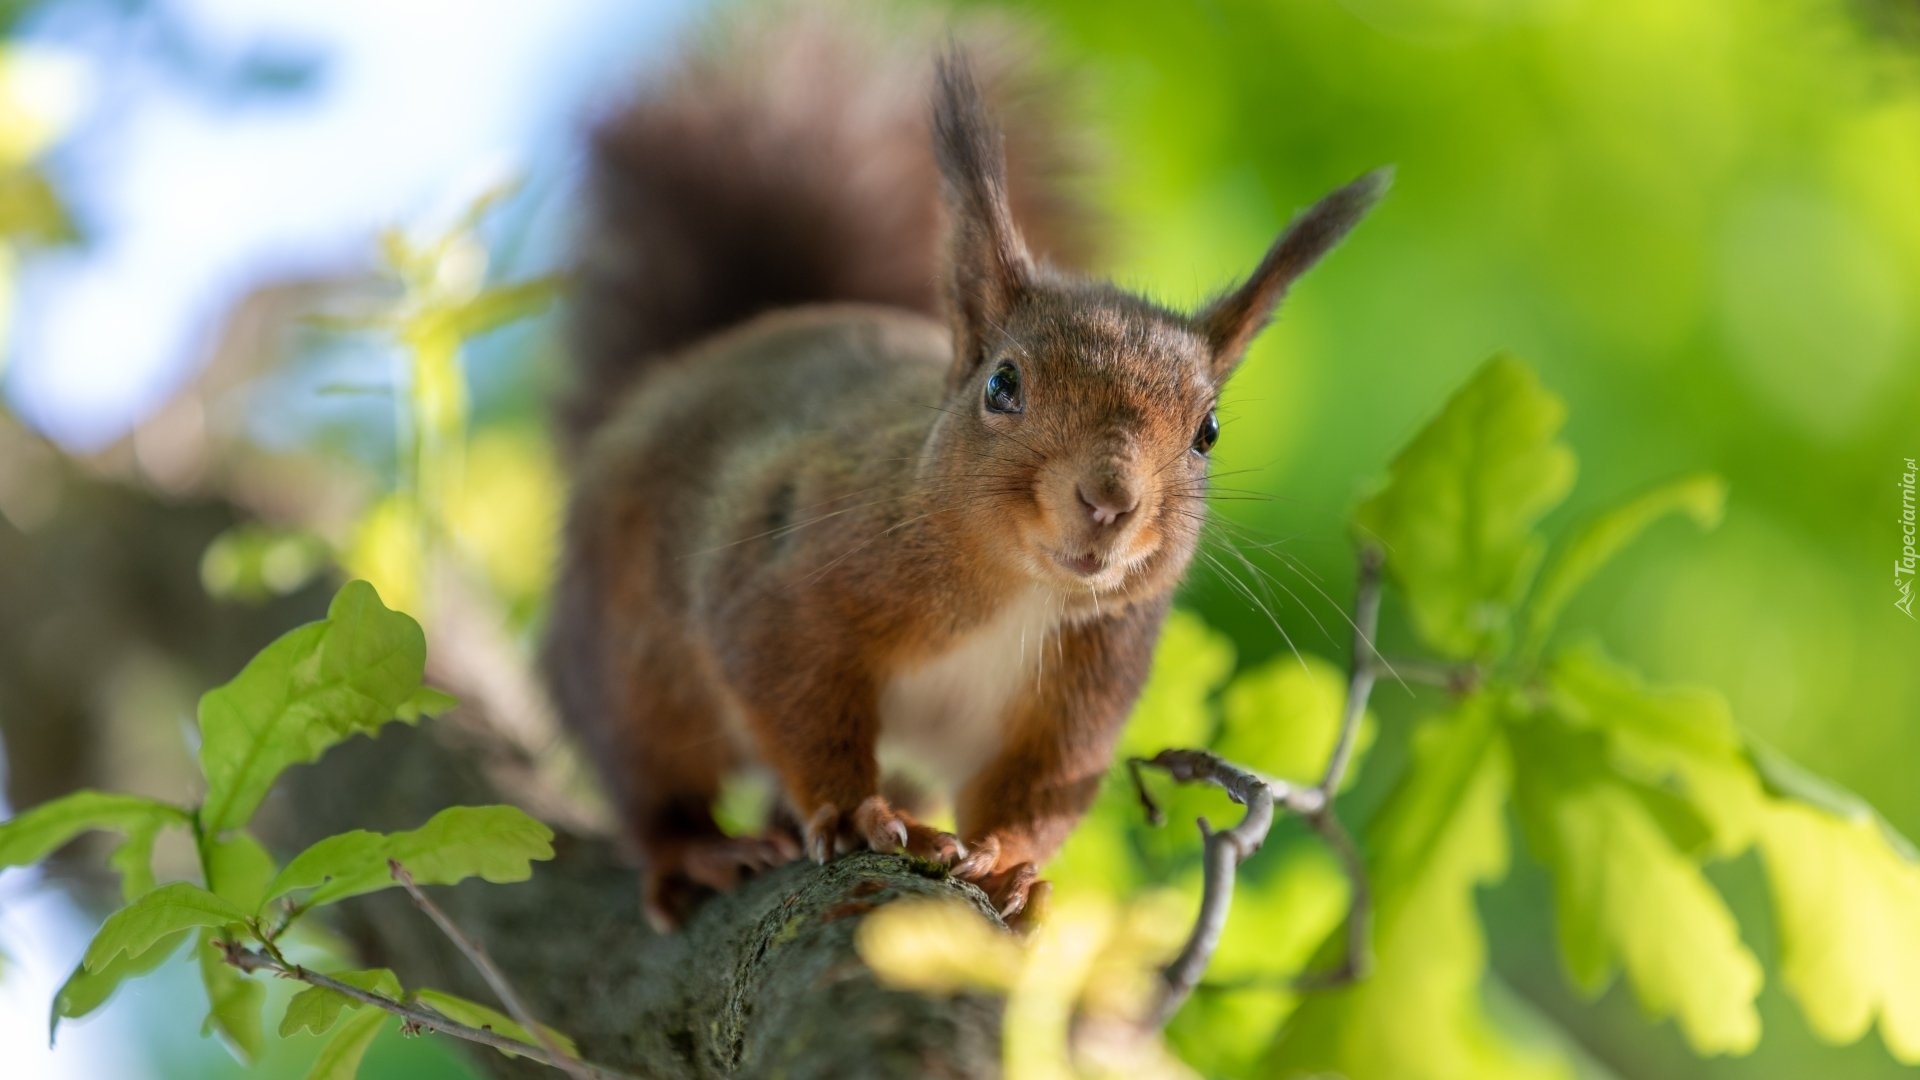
[{"left": 561, "top": 5, "right": 1096, "bottom": 452}]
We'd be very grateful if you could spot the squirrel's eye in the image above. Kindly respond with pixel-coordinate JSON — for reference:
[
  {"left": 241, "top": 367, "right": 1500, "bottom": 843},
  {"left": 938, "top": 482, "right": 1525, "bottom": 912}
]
[
  {"left": 984, "top": 361, "right": 1024, "bottom": 415},
  {"left": 1193, "top": 410, "right": 1219, "bottom": 455}
]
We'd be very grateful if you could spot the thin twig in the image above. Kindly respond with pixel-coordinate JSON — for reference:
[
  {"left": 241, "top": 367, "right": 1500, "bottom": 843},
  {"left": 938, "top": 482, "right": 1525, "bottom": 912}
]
[
  {"left": 389, "top": 859, "right": 591, "bottom": 1080},
  {"left": 216, "top": 941, "right": 639, "bottom": 1080},
  {"left": 1129, "top": 546, "right": 1386, "bottom": 1030}
]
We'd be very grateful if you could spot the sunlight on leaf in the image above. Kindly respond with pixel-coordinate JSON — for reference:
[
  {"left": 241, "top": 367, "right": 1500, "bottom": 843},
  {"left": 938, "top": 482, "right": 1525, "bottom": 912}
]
[
  {"left": 1757, "top": 797, "right": 1920, "bottom": 1063},
  {"left": 1510, "top": 720, "right": 1761, "bottom": 1055},
  {"left": 1546, "top": 642, "right": 1765, "bottom": 856},
  {"left": 1269, "top": 698, "right": 1568, "bottom": 1080},
  {"left": 1351, "top": 354, "right": 1576, "bottom": 660}
]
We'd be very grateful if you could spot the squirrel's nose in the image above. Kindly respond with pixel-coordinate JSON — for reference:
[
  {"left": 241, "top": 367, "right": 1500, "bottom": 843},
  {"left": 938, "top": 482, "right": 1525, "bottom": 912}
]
[{"left": 1077, "top": 482, "right": 1138, "bottom": 528}]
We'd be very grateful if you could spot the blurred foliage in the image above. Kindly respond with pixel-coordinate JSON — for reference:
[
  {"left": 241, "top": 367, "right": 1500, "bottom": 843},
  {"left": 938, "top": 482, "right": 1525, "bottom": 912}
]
[{"left": 2, "top": 0, "right": 1918, "bottom": 1078}]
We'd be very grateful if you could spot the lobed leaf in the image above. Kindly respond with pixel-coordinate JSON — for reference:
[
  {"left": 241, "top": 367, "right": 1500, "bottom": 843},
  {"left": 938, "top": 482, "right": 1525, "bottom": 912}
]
[
  {"left": 50, "top": 930, "right": 190, "bottom": 1042},
  {"left": 264, "top": 804, "right": 554, "bottom": 910},
  {"left": 1756, "top": 792, "right": 1920, "bottom": 1062},
  {"left": 280, "top": 968, "right": 401, "bottom": 1038},
  {"left": 1521, "top": 472, "right": 1725, "bottom": 654},
  {"left": 1267, "top": 697, "right": 1568, "bottom": 1080},
  {"left": 198, "top": 929, "right": 265, "bottom": 1062},
  {"left": 1351, "top": 355, "right": 1576, "bottom": 659},
  {"left": 1510, "top": 720, "right": 1760, "bottom": 1055},
  {"left": 0, "top": 789, "right": 189, "bottom": 871},
  {"left": 197, "top": 580, "right": 435, "bottom": 835},
  {"left": 1546, "top": 642, "right": 1765, "bottom": 856},
  {"left": 415, "top": 988, "right": 578, "bottom": 1058},
  {"left": 82, "top": 883, "right": 249, "bottom": 972}
]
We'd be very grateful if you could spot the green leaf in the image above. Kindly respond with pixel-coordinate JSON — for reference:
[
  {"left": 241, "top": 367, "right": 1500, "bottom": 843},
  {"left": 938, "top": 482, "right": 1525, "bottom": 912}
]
[
  {"left": 1521, "top": 472, "right": 1725, "bottom": 653},
  {"left": 50, "top": 930, "right": 190, "bottom": 1041},
  {"left": 444, "top": 276, "right": 561, "bottom": 339},
  {"left": 415, "top": 988, "right": 577, "bottom": 1057},
  {"left": 397, "top": 686, "right": 458, "bottom": 721},
  {"left": 304, "top": 1006, "right": 387, "bottom": 1080},
  {"left": 1509, "top": 719, "right": 1761, "bottom": 1055},
  {"left": 1214, "top": 651, "right": 1373, "bottom": 789},
  {"left": 205, "top": 833, "right": 278, "bottom": 912},
  {"left": 82, "top": 883, "right": 249, "bottom": 972},
  {"left": 1546, "top": 642, "right": 1766, "bottom": 856},
  {"left": 1118, "top": 608, "right": 1235, "bottom": 756},
  {"left": 1755, "top": 790, "right": 1920, "bottom": 1062},
  {"left": 198, "top": 930, "right": 265, "bottom": 1062},
  {"left": 198, "top": 580, "right": 433, "bottom": 835},
  {"left": 280, "top": 969, "right": 401, "bottom": 1038},
  {"left": 106, "top": 817, "right": 167, "bottom": 902},
  {"left": 264, "top": 805, "right": 554, "bottom": 909},
  {"left": 1268, "top": 697, "right": 1568, "bottom": 1080},
  {"left": 0, "top": 790, "right": 189, "bottom": 870},
  {"left": 1351, "top": 354, "right": 1576, "bottom": 659}
]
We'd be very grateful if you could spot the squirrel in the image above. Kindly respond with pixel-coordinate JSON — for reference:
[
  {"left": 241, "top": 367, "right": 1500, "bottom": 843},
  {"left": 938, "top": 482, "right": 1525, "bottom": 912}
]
[{"left": 544, "top": 9, "right": 1387, "bottom": 931}]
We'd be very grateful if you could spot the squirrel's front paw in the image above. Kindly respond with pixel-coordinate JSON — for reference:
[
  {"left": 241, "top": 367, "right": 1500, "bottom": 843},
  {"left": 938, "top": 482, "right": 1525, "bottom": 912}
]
[
  {"left": 804, "top": 796, "right": 967, "bottom": 867},
  {"left": 951, "top": 834, "right": 1050, "bottom": 931}
]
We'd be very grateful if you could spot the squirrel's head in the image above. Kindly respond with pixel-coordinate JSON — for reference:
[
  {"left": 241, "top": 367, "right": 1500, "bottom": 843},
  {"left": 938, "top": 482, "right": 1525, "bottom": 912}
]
[{"left": 926, "top": 55, "right": 1388, "bottom": 609}]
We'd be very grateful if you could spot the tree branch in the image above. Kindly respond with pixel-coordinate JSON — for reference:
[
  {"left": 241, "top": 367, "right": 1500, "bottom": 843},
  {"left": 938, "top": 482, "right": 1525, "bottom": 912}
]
[
  {"left": 389, "top": 858, "right": 590, "bottom": 1080},
  {"left": 1129, "top": 546, "right": 1385, "bottom": 1029},
  {"left": 217, "top": 940, "right": 639, "bottom": 1080}
]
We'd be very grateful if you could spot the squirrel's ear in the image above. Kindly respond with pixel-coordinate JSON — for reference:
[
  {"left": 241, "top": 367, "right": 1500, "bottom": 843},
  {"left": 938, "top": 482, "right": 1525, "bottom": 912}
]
[
  {"left": 934, "top": 52, "right": 1034, "bottom": 388},
  {"left": 1196, "top": 167, "right": 1391, "bottom": 380}
]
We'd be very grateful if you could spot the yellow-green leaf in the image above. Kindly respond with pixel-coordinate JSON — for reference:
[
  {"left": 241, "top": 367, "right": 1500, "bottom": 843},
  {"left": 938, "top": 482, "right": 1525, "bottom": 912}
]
[
  {"left": 1756, "top": 798, "right": 1920, "bottom": 1062},
  {"left": 82, "top": 883, "right": 249, "bottom": 972},
  {"left": 1119, "top": 608, "right": 1235, "bottom": 756},
  {"left": 198, "top": 580, "right": 433, "bottom": 835},
  {"left": 1215, "top": 651, "right": 1372, "bottom": 789},
  {"left": 198, "top": 930, "right": 265, "bottom": 1062},
  {"left": 1268, "top": 698, "right": 1568, "bottom": 1080},
  {"left": 1351, "top": 354, "right": 1576, "bottom": 659},
  {"left": 1522, "top": 472, "right": 1725, "bottom": 654},
  {"left": 1510, "top": 721, "right": 1761, "bottom": 1055},
  {"left": 0, "top": 790, "right": 189, "bottom": 870},
  {"left": 304, "top": 1006, "right": 387, "bottom": 1080},
  {"left": 415, "top": 988, "right": 577, "bottom": 1058},
  {"left": 264, "top": 805, "right": 554, "bottom": 909},
  {"left": 280, "top": 969, "right": 401, "bottom": 1038},
  {"left": 1547, "top": 642, "right": 1765, "bottom": 856}
]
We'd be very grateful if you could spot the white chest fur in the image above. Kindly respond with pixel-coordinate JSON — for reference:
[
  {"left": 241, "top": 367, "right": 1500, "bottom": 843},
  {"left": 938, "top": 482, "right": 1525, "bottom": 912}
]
[{"left": 877, "top": 590, "right": 1061, "bottom": 794}]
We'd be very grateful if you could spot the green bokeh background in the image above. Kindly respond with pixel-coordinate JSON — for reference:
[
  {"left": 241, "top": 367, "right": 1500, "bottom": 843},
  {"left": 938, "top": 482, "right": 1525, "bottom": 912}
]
[{"left": 3, "top": 0, "right": 1917, "bottom": 1078}]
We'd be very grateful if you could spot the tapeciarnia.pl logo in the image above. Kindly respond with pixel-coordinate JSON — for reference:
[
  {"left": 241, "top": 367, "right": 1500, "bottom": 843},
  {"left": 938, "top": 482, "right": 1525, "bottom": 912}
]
[{"left": 1899, "top": 456, "right": 1916, "bottom": 619}]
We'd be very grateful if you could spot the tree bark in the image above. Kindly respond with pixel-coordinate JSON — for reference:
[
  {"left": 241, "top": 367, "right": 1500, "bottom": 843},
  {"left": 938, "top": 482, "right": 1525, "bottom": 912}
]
[{"left": 285, "top": 720, "right": 1008, "bottom": 1080}]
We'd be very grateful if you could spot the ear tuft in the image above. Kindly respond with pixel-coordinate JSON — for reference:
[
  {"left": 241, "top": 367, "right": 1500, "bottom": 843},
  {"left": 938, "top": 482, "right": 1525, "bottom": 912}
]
[
  {"left": 1197, "top": 166, "right": 1392, "bottom": 378},
  {"left": 935, "top": 50, "right": 1034, "bottom": 389}
]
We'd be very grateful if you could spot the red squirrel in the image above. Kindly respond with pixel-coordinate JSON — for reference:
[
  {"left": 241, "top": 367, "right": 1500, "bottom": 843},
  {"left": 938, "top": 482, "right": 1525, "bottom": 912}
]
[{"left": 544, "top": 11, "right": 1386, "bottom": 930}]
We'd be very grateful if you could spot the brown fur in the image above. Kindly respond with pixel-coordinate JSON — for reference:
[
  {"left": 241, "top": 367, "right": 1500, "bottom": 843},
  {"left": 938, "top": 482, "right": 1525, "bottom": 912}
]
[{"left": 546, "top": 9, "right": 1387, "bottom": 929}]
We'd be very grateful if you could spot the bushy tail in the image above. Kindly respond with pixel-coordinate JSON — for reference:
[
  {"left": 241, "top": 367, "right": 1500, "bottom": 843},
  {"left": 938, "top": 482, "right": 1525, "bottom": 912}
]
[{"left": 560, "top": 4, "right": 1095, "bottom": 451}]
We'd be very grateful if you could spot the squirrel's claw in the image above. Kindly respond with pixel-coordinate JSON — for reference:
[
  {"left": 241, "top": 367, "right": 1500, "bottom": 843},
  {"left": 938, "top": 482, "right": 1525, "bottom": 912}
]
[
  {"left": 642, "top": 834, "right": 802, "bottom": 931},
  {"left": 808, "top": 796, "right": 968, "bottom": 867},
  {"left": 951, "top": 836, "right": 1048, "bottom": 932}
]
